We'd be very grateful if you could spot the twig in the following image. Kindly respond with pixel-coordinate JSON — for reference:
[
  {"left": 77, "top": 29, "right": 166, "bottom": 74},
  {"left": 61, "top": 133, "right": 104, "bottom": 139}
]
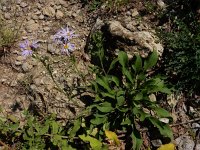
[
  {"left": 131, "top": 118, "right": 200, "bottom": 133},
  {"left": 0, "top": 140, "right": 11, "bottom": 149},
  {"left": 171, "top": 118, "right": 200, "bottom": 127}
]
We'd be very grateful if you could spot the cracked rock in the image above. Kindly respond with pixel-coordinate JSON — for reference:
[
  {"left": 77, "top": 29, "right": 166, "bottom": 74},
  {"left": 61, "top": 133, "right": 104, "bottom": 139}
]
[{"left": 107, "top": 20, "right": 164, "bottom": 56}]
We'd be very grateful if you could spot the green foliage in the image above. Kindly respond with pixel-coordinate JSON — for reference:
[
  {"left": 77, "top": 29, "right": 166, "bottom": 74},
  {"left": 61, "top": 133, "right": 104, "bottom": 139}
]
[
  {"left": 0, "top": 113, "right": 74, "bottom": 149},
  {"left": 158, "top": 0, "right": 200, "bottom": 93},
  {"left": 81, "top": 32, "right": 173, "bottom": 149},
  {"left": 144, "top": 1, "right": 157, "bottom": 13},
  {"left": 105, "top": 0, "right": 130, "bottom": 11},
  {"left": 89, "top": 0, "right": 102, "bottom": 11},
  {"left": 79, "top": 134, "right": 102, "bottom": 150},
  {"left": 0, "top": 15, "right": 20, "bottom": 51},
  {"left": 81, "top": 0, "right": 130, "bottom": 11}
]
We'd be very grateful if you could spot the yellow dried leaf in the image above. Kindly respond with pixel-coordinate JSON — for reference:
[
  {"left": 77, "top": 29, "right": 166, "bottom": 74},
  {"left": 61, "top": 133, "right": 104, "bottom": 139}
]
[
  {"left": 105, "top": 130, "right": 120, "bottom": 146},
  {"left": 8, "top": 115, "right": 18, "bottom": 123},
  {"left": 157, "top": 143, "right": 175, "bottom": 150}
]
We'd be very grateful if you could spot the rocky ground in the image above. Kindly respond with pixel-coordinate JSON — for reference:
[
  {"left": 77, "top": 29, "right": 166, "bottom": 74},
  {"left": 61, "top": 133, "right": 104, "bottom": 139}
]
[
  {"left": 0, "top": 0, "right": 91, "bottom": 119},
  {"left": 0, "top": 0, "right": 199, "bottom": 149}
]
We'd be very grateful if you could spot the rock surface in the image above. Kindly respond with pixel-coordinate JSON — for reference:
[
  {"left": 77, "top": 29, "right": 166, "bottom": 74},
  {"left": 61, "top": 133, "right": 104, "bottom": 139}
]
[
  {"left": 85, "top": 19, "right": 164, "bottom": 57},
  {"left": 55, "top": 10, "right": 64, "bottom": 19},
  {"left": 175, "top": 135, "right": 195, "bottom": 150}
]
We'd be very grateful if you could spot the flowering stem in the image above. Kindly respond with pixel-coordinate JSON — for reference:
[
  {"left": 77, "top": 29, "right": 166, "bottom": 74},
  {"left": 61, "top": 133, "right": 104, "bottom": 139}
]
[{"left": 34, "top": 54, "right": 72, "bottom": 101}]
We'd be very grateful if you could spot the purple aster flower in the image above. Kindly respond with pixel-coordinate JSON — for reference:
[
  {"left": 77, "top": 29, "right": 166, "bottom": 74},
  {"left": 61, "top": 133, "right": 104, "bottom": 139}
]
[
  {"left": 30, "top": 41, "right": 39, "bottom": 49},
  {"left": 53, "top": 26, "right": 77, "bottom": 43},
  {"left": 19, "top": 40, "right": 39, "bottom": 57},
  {"left": 61, "top": 42, "right": 75, "bottom": 56},
  {"left": 19, "top": 40, "right": 29, "bottom": 50},
  {"left": 19, "top": 40, "right": 39, "bottom": 50},
  {"left": 21, "top": 50, "right": 33, "bottom": 57}
]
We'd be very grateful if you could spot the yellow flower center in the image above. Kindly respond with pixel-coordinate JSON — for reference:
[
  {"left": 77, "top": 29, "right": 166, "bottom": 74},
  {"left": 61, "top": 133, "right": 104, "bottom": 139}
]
[{"left": 64, "top": 44, "right": 69, "bottom": 49}]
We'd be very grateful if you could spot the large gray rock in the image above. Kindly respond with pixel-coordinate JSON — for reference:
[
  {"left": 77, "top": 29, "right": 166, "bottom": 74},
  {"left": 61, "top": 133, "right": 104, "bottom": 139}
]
[
  {"left": 132, "top": 31, "right": 163, "bottom": 56},
  {"left": 107, "top": 20, "right": 164, "bottom": 56}
]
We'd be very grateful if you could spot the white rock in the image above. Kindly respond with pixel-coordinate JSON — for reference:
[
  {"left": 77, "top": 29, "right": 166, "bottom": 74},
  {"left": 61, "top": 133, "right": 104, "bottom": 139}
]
[
  {"left": 15, "top": 56, "right": 24, "bottom": 65},
  {"left": 26, "top": 19, "right": 39, "bottom": 32},
  {"left": 34, "top": 10, "right": 41, "bottom": 15},
  {"left": 43, "top": 26, "right": 50, "bottom": 31},
  {"left": 132, "top": 8, "right": 139, "bottom": 17},
  {"left": 39, "top": 14, "right": 44, "bottom": 20},
  {"left": 65, "top": 10, "right": 72, "bottom": 17},
  {"left": 10, "top": 80, "right": 18, "bottom": 87},
  {"left": 58, "top": 0, "right": 68, "bottom": 7},
  {"left": 149, "top": 94, "right": 156, "bottom": 102},
  {"left": 4, "top": 13, "right": 11, "bottom": 19},
  {"left": 157, "top": 0, "right": 166, "bottom": 9},
  {"left": 107, "top": 21, "right": 164, "bottom": 56},
  {"left": 30, "top": 84, "right": 37, "bottom": 91},
  {"left": 56, "top": 10, "right": 64, "bottom": 19},
  {"left": 196, "top": 144, "right": 200, "bottom": 150},
  {"left": 33, "top": 77, "right": 41, "bottom": 85},
  {"left": 192, "top": 123, "right": 200, "bottom": 133},
  {"left": 1, "top": 78, "right": 7, "bottom": 84},
  {"left": 132, "top": 31, "right": 164, "bottom": 56},
  {"left": 15, "top": 61, "right": 22, "bottom": 66},
  {"left": 22, "top": 62, "right": 33, "bottom": 72},
  {"left": 47, "top": 43, "right": 60, "bottom": 55},
  {"left": 36, "top": 3, "right": 42, "bottom": 9},
  {"left": 151, "top": 139, "right": 162, "bottom": 147},
  {"left": 42, "top": 6, "right": 55, "bottom": 17},
  {"left": 55, "top": 5, "right": 62, "bottom": 10},
  {"left": 20, "top": 2, "right": 28, "bottom": 8},
  {"left": 126, "top": 21, "right": 137, "bottom": 32},
  {"left": 16, "top": 0, "right": 22, "bottom": 4},
  {"left": 17, "top": 73, "right": 25, "bottom": 80},
  {"left": 72, "top": 12, "right": 77, "bottom": 18},
  {"left": 32, "top": 14, "right": 38, "bottom": 20},
  {"left": 159, "top": 118, "right": 169, "bottom": 123},
  {"left": 16, "top": 56, "right": 24, "bottom": 61},
  {"left": 2, "top": 6, "right": 7, "bottom": 12},
  {"left": 126, "top": 11, "right": 131, "bottom": 16},
  {"left": 175, "top": 135, "right": 195, "bottom": 150}
]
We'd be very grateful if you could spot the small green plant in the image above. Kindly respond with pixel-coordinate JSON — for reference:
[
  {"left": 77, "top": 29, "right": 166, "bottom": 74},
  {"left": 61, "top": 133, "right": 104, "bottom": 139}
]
[
  {"left": 76, "top": 32, "right": 173, "bottom": 149},
  {"left": 89, "top": 0, "right": 103, "bottom": 11},
  {"left": 0, "top": 112, "right": 76, "bottom": 149},
  {"left": 0, "top": 10, "right": 22, "bottom": 56},
  {"left": 105, "top": 0, "right": 130, "bottom": 12},
  {"left": 0, "top": 26, "right": 15, "bottom": 48},
  {"left": 144, "top": 1, "right": 157, "bottom": 13},
  {"left": 81, "top": 0, "right": 130, "bottom": 12}
]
